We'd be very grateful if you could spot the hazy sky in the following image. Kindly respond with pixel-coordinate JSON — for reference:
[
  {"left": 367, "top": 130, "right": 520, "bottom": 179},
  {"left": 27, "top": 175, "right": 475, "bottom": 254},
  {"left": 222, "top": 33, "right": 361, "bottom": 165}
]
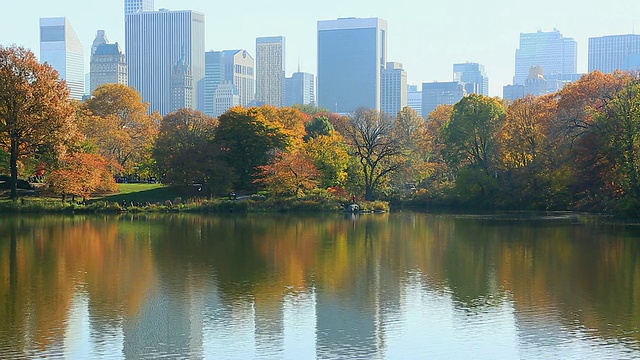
[{"left": 1, "top": 0, "right": 640, "bottom": 97}]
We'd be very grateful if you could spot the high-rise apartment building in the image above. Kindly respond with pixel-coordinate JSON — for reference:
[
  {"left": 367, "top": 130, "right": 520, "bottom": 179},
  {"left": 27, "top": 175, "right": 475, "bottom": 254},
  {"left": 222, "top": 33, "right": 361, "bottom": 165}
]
[
  {"left": 317, "top": 17, "right": 387, "bottom": 113},
  {"left": 407, "top": 85, "right": 422, "bottom": 116},
  {"left": 589, "top": 34, "right": 640, "bottom": 73},
  {"left": 125, "top": 0, "right": 154, "bottom": 14},
  {"left": 39, "top": 17, "right": 84, "bottom": 100},
  {"left": 284, "top": 70, "right": 315, "bottom": 107},
  {"left": 453, "top": 62, "right": 488, "bottom": 96},
  {"left": 204, "top": 50, "right": 254, "bottom": 116},
  {"left": 255, "top": 36, "right": 285, "bottom": 107},
  {"left": 381, "top": 62, "right": 407, "bottom": 116},
  {"left": 170, "top": 54, "right": 192, "bottom": 113},
  {"left": 125, "top": 6, "right": 205, "bottom": 115},
  {"left": 514, "top": 30, "right": 577, "bottom": 85},
  {"left": 90, "top": 30, "right": 127, "bottom": 94},
  {"left": 421, "top": 82, "right": 465, "bottom": 118},
  {"left": 213, "top": 83, "right": 240, "bottom": 117}
]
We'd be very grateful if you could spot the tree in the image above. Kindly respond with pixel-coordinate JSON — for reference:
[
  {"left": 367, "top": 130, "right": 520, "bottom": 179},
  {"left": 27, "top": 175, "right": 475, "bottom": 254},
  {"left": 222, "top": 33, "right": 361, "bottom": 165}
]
[
  {"left": 153, "top": 109, "right": 232, "bottom": 197},
  {"left": 304, "top": 131, "right": 350, "bottom": 188},
  {"left": 423, "top": 104, "right": 455, "bottom": 187},
  {"left": 82, "top": 84, "right": 159, "bottom": 173},
  {"left": 215, "top": 107, "right": 292, "bottom": 190},
  {"left": 392, "top": 107, "right": 428, "bottom": 187},
  {"left": 47, "top": 152, "right": 120, "bottom": 202},
  {"left": 304, "top": 115, "right": 334, "bottom": 141},
  {"left": 337, "top": 108, "right": 405, "bottom": 200},
  {"left": 0, "top": 45, "right": 76, "bottom": 200},
  {"left": 254, "top": 150, "right": 321, "bottom": 196}
]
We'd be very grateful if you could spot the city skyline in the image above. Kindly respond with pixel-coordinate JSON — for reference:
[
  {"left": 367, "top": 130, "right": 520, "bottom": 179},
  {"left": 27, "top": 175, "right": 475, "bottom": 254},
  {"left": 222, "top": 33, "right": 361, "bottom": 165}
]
[{"left": 2, "top": 0, "right": 640, "bottom": 97}]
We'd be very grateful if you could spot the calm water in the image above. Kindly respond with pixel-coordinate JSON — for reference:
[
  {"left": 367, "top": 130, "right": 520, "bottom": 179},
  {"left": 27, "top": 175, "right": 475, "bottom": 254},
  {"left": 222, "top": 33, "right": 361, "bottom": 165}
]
[{"left": 1, "top": 212, "right": 640, "bottom": 359}]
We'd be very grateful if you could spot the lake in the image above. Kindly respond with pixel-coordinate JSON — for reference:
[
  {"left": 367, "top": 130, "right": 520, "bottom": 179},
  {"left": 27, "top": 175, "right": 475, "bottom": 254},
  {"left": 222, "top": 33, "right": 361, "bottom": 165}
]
[{"left": 0, "top": 212, "right": 639, "bottom": 359}]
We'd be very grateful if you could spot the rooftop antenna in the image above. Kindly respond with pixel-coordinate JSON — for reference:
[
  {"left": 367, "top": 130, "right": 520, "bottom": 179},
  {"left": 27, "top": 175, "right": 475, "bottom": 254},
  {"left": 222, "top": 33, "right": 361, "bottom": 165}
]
[{"left": 297, "top": 56, "right": 300, "bottom": 73}]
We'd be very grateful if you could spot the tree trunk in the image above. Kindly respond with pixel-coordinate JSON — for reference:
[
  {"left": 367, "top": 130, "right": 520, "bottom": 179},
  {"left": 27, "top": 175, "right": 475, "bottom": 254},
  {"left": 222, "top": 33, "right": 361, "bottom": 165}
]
[{"left": 10, "top": 138, "right": 18, "bottom": 201}]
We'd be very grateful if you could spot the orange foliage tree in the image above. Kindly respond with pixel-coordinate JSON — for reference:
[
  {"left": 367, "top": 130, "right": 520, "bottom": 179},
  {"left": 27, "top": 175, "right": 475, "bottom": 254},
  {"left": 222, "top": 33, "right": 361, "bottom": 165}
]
[
  {"left": 47, "top": 152, "right": 120, "bottom": 202},
  {"left": 0, "top": 45, "right": 76, "bottom": 200},
  {"left": 254, "top": 150, "right": 321, "bottom": 196}
]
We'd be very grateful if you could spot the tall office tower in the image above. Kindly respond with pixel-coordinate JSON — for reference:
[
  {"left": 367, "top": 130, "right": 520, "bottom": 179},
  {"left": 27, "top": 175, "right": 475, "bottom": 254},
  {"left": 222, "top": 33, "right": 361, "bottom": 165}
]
[
  {"left": 213, "top": 83, "right": 240, "bottom": 117},
  {"left": 255, "top": 36, "right": 285, "bottom": 107},
  {"left": 39, "top": 17, "right": 84, "bottom": 100},
  {"left": 589, "top": 34, "right": 640, "bottom": 73},
  {"left": 284, "top": 70, "right": 315, "bottom": 107},
  {"left": 453, "top": 62, "right": 488, "bottom": 96},
  {"left": 421, "top": 82, "right": 465, "bottom": 118},
  {"left": 407, "top": 85, "right": 422, "bottom": 116},
  {"left": 125, "top": 0, "right": 154, "bottom": 14},
  {"left": 204, "top": 50, "right": 254, "bottom": 116},
  {"left": 170, "top": 54, "right": 192, "bottom": 112},
  {"left": 503, "top": 84, "right": 525, "bottom": 102},
  {"left": 90, "top": 31, "right": 127, "bottom": 95},
  {"left": 381, "top": 62, "right": 407, "bottom": 116},
  {"left": 317, "top": 17, "right": 387, "bottom": 113},
  {"left": 514, "top": 29, "right": 577, "bottom": 85},
  {"left": 126, "top": 7, "right": 205, "bottom": 115}
]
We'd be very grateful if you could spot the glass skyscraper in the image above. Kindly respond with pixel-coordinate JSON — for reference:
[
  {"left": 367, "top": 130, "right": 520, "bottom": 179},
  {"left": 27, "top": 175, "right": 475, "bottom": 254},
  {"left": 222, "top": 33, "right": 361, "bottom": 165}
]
[
  {"left": 284, "top": 71, "right": 315, "bottom": 107},
  {"left": 453, "top": 62, "right": 488, "bottom": 96},
  {"left": 589, "top": 34, "right": 640, "bottom": 73},
  {"left": 317, "top": 17, "right": 387, "bottom": 113},
  {"left": 125, "top": 7, "right": 205, "bottom": 115},
  {"left": 514, "top": 30, "right": 577, "bottom": 85},
  {"left": 39, "top": 17, "right": 84, "bottom": 100},
  {"left": 205, "top": 49, "right": 254, "bottom": 116},
  {"left": 381, "top": 62, "right": 407, "bottom": 116}
]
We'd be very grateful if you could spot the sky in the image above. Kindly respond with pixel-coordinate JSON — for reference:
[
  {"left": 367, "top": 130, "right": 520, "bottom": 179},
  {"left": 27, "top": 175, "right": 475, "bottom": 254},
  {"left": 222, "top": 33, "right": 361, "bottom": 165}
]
[{"left": 1, "top": 0, "right": 640, "bottom": 97}]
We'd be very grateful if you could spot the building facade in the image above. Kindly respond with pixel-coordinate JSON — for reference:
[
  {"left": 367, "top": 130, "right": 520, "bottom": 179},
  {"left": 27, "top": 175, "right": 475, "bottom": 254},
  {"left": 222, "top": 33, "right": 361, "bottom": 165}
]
[
  {"left": 125, "top": 0, "right": 154, "bottom": 14},
  {"left": 589, "top": 34, "right": 640, "bottom": 73},
  {"left": 90, "top": 31, "right": 127, "bottom": 94},
  {"left": 421, "top": 82, "right": 465, "bottom": 118},
  {"left": 170, "top": 54, "right": 192, "bottom": 113},
  {"left": 284, "top": 71, "right": 315, "bottom": 107},
  {"left": 514, "top": 30, "right": 577, "bottom": 85},
  {"left": 453, "top": 62, "right": 488, "bottom": 96},
  {"left": 204, "top": 49, "right": 254, "bottom": 116},
  {"left": 125, "top": 7, "right": 205, "bottom": 115},
  {"left": 213, "top": 83, "right": 240, "bottom": 117},
  {"left": 255, "top": 36, "right": 285, "bottom": 107},
  {"left": 407, "top": 85, "right": 422, "bottom": 116},
  {"left": 39, "top": 17, "right": 84, "bottom": 100},
  {"left": 381, "top": 62, "right": 407, "bottom": 116},
  {"left": 317, "top": 17, "right": 387, "bottom": 113}
]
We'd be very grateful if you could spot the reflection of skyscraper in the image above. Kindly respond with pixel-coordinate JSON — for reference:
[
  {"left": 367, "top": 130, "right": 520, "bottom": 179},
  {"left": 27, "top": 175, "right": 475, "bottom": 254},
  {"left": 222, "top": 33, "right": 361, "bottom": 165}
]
[
  {"left": 256, "top": 36, "right": 285, "bottom": 107},
  {"left": 317, "top": 17, "right": 387, "bottom": 113},
  {"left": 39, "top": 17, "right": 84, "bottom": 100},
  {"left": 125, "top": 7, "right": 205, "bottom": 115}
]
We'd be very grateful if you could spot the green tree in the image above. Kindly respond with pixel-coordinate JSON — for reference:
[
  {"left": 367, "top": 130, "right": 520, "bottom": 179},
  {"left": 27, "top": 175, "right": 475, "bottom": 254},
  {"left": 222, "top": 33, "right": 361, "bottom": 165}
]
[
  {"left": 304, "top": 131, "right": 350, "bottom": 188},
  {"left": 153, "top": 108, "right": 232, "bottom": 197},
  {"left": 0, "top": 45, "right": 76, "bottom": 200},
  {"left": 215, "top": 107, "right": 292, "bottom": 190}
]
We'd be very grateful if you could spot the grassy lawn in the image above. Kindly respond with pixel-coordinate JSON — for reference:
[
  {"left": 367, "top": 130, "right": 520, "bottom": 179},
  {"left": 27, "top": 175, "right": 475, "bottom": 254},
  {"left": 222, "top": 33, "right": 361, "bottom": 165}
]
[{"left": 95, "top": 183, "right": 183, "bottom": 204}]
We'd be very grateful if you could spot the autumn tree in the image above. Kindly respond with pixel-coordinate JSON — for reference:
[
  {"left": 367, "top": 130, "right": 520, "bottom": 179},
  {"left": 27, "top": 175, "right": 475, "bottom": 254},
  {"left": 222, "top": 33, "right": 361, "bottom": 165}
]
[
  {"left": 81, "top": 84, "right": 159, "bottom": 174},
  {"left": 0, "top": 45, "right": 76, "bottom": 200},
  {"left": 215, "top": 106, "right": 292, "bottom": 190},
  {"left": 337, "top": 108, "right": 407, "bottom": 200},
  {"left": 47, "top": 152, "right": 120, "bottom": 202},
  {"left": 153, "top": 108, "right": 232, "bottom": 197},
  {"left": 423, "top": 104, "right": 455, "bottom": 189},
  {"left": 392, "top": 107, "right": 428, "bottom": 188},
  {"left": 304, "top": 130, "right": 350, "bottom": 188},
  {"left": 442, "top": 95, "right": 505, "bottom": 201},
  {"left": 254, "top": 150, "right": 321, "bottom": 196}
]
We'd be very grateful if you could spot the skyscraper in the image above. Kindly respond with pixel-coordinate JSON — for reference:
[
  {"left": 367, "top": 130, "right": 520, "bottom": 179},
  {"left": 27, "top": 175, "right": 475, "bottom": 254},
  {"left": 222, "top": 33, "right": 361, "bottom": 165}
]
[
  {"left": 381, "top": 62, "right": 407, "bottom": 116},
  {"left": 407, "top": 85, "right": 422, "bottom": 115},
  {"left": 421, "top": 82, "right": 465, "bottom": 118},
  {"left": 170, "top": 54, "right": 192, "bottom": 112},
  {"left": 125, "top": 6, "right": 205, "bottom": 115},
  {"left": 317, "top": 17, "right": 387, "bottom": 113},
  {"left": 514, "top": 30, "right": 577, "bottom": 85},
  {"left": 39, "top": 17, "right": 84, "bottom": 100},
  {"left": 284, "top": 70, "right": 315, "bottom": 107},
  {"left": 213, "top": 83, "right": 240, "bottom": 117},
  {"left": 125, "top": 0, "right": 154, "bottom": 14},
  {"left": 90, "top": 30, "right": 127, "bottom": 94},
  {"left": 589, "top": 34, "right": 640, "bottom": 73},
  {"left": 255, "top": 36, "right": 285, "bottom": 107},
  {"left": 453, "top": 62, "right": 488, "bottom": 96},
  {"left": 204, "top": 49, "right": 254, "bottom": 116}
]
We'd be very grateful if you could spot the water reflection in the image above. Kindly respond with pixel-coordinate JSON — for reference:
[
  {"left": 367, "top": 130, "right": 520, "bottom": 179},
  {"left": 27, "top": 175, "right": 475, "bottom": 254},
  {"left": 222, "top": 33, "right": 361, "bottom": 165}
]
[{"left": 0, "top": 213, "right": 639, "bottom": 358}]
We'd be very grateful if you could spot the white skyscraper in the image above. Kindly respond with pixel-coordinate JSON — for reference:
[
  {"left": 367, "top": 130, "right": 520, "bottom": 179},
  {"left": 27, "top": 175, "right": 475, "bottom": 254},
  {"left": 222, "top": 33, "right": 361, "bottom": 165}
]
[
  {"left": 381, "top": 62, "right": 407, "bottom": 116},
  {"left": 126, "top": 6, "right": 205, "bottom": 115},
  {"left": 39, "top": 17, "right": 84, "bottom": 100},
  {"left": 256, "top": 36, "right": 285, "bottom": 107}
]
